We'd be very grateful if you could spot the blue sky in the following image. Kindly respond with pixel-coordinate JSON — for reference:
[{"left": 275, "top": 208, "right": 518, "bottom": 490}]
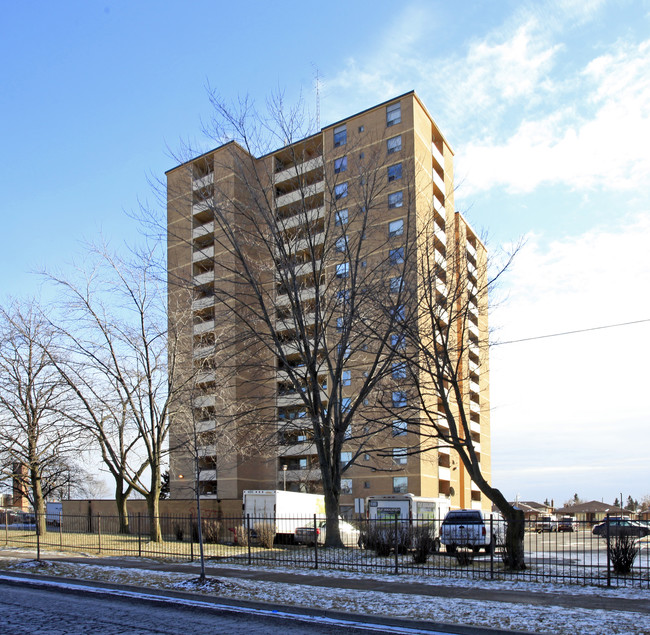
[{"left": 2, "top": 0, "right": 649, "bottom": 506}]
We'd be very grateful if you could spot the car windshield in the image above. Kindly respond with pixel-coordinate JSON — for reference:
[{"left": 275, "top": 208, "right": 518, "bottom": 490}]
[{"left": 443, "top": 512, "right": 482, "bottom": 524}]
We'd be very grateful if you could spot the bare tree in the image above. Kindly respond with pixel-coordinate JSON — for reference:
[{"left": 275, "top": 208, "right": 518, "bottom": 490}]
[
  {"left": 389, "top": 213, "right": 527, "bottom": 569},
  {"left": 0, "top": 300, "right": 81, "bottom": 535},
  {"left": 47, "top": 243, "right": 187, "bottom": 541},
  {"left": 167, "top": 94, "right": 416, "bottom": 546}
]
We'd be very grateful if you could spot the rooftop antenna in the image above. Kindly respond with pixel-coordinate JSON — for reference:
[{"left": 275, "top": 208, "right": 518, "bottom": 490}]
[{"left": 313, "top": 64, "right": 322, "bottom": 129}]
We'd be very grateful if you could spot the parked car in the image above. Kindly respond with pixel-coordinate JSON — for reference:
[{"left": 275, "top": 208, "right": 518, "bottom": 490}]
[
  {"left": 557, "top": 516, "right": 578, "bottom": 532},
  {"left": 537, "top": 515, "right": 558, "bottom": 532},
  {"left": 294, "top": 519, "right": 361, "bottom": 546},
  {"left": 440, "top": 509, "right": 504, "bottom": 553},
  {"left": 592, "top": 518, "right": 650, "bottom": 539}
]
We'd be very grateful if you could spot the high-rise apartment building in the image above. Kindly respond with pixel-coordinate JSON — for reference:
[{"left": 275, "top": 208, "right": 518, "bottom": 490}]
[{"left": 167, "top": 91, "right": 490, "bottom": 514}]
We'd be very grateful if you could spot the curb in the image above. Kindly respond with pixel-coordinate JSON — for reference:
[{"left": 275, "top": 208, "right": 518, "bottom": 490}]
[{"left": 0, "top": 569, "right": 537, "bottom": 635}]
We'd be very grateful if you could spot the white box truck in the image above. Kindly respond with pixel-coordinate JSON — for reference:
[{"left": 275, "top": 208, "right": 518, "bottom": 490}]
[
  {"left": 365, "top": 494, "right": 450, "bottom": 551},
  {"left": 242, "top": 490, "right": 326, "bottom": 540}
]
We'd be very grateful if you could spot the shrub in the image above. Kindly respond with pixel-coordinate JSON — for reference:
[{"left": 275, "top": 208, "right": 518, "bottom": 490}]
[
  {"left": 202, "top": 519, "right": 221, "bottom": 544},
  {"left": 361, "top": 522, "right": 411, "bottom": 557},
  {"left": 174, "top": 524, "right": 184, "bottom": 542},
  {"left": 234, "top": 524, "right": 249, "bottom": 546},
  {"left": 411, "top": 525, "right": 437, "bottom": 564},
  {"left": 455, "top": 550, "right": 474, "bottom": 566},
  {"left": 609, "top": 535, "right": 638, "bottom": 575},
  {"left": 255, "top": 522, "right": 276, "bottom": 549}
]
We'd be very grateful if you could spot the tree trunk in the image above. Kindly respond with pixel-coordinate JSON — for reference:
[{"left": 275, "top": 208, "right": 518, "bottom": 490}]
[
  {"left": 115, "top": 486, "right": 130, "bottom": 534},
  {"left": 146, "top": 493, "right": 162, "bottom": 542},
  {"left": 31, "top": 471, "right": 46, "bottom": 537},
  {"left": 502, "top": 507, "right": 526, "bottom": 570},
  {"left": 323, "top": 484, "right": 342, "bottom": 548}
]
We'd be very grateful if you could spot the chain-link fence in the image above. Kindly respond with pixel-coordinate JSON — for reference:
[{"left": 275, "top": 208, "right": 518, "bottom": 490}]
[{"left": 1, "top": 511, "right": 648, "bottom": 589}]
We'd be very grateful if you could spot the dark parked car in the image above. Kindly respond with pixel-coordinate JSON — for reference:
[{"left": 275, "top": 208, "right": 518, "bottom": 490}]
[
  {"left": 592, "top": 517, "right": 650, "bottom": 539},
  {"left": 557, "top": 517, "right": 578, "bottom": 532}
]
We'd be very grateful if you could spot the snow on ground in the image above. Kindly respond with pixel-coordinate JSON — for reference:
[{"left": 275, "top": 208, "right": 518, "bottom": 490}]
[{"left": 1, "top": 555, "right": 649, "bottom": 634}]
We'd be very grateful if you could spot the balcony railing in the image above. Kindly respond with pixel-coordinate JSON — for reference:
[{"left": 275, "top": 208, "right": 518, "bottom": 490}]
[
  {"left": 193, "top": 271, "right": 214, "bottom": 286},
  {"left": 275, "top": 181, "right": 324, "bottom": 209},
  {"left": 192, "top": 173, "right": 213, "bottom": 190},
  {"left": 274, "top": 156, "right": 324, "bottom": 185},
  {"left": 192, "top": 222, "right": 214, "bottom": 240},
  {"left": 431, "top": 142, "right": 445, "bottom": 171},
  {"left": 193, "top": 320, "right": 215, "bottom": 336},
  {"left": 192, "top": 245, "right": 214, "bottom": 262}
]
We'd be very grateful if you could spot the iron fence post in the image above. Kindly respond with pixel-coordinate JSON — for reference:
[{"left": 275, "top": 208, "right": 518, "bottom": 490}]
[
  {"left": 313, "top": 514, "right": 318, "bottom": 569},
  {"left": 97, "top": 515, "right": 102, "bottom": 554},
  {"left": 394, "top": 515, "right": 399, "bottom": 575},
  {"left": 246, "top": 514, "right": 252, "bottom": 565},
  {"left": 5, "top": 510, "right": 8, "bottom": 546},
  {"left": 59, "top": 511, "right": 63, "bottom": 550},
  {"left": 490, "top": 514, "right": 494, "bottom": 579},
  {"left": 138, "top": 513, "right": 142, "bottom": 558},
  {"left": 36, "top": 513, "right": 40, "bottom": 561},
  {"left": 606, "top": 513, "right": 611, "bottom": 587}
]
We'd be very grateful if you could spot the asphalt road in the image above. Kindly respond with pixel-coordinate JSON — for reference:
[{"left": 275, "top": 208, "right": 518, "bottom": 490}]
[{"left": 0, "top": 580, "right": 432, "bottom": 635}]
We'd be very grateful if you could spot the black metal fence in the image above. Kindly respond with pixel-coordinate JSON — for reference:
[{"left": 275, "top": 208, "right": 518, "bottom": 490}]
[{"left": 2, "top": 512, "right": 648, "bottom": 589}]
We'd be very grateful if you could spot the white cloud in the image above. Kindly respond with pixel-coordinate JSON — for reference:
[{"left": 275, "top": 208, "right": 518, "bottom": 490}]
[
  {"left": 489, "top": 214, "right": 650, "bottom": 500},
  {"left": 457, "top": 39, "right": 650, "bottom": 195}
]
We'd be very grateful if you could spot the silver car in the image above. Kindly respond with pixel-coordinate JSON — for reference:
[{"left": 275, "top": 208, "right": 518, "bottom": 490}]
[{"left": 295, "top": 519, "right": 360, "bottom": 546}]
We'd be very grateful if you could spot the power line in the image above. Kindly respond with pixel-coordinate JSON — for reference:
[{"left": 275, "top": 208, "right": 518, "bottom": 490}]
[{"left": 491, "top": 318, "right": 650, "bottom": 347}]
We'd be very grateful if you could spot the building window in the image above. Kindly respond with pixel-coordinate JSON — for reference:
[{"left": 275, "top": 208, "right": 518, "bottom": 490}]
[
  {"left": 391, "top": 333, "right": 406, "bottom": 350},
  {"left": 338, "top": 344, "right": 351, "bottom": 359},
  {"left": 334, "top": 125, "right": 347, "bottom": 148},
  {"left": 336, "top": 262, "right": 350, "bottom": 278},
  {"left": 387, "top": 135, "right": 402, "bottom": 154},
  {"left": 335, "top": 209, "right": 348, "bottom": 226},
  {"left": 392, "top": 390, "right": 407, "bottom": 408},
  {"left": 391, "top": 304, "right": 405, "bottom": 321},
  {"left": 341, "top": 397, "right": 352, "bottom": 412},
  {"left": 341, "top": 478, "right": 353, "bottom": 494},
  {"left": 387, "top": 163, "right": 402, "bottom": 182},
  {"left": 392, "top": 419, "right": 407, "bottom": 436},
  {"left": 364, "top": 453, "right": 371, "bottom": 461},
  {"left": 390, "top": 276, "right": 403, "bottom": 294},
  {"left": 334, "top": 156, "right": 347, "bottom": 174},
  {"left": 344, "top": 425, "right": 352, "bottom": 440},
  {"left": 388, "top": 219, "right": 404, "bottom": 238},
  {"left": 364, "top": 481, "right": 371, "bottom": 488},
  {"left": 336, "top": 317, "right": 345, "bottom": 332},
  {"left": 335, "top": 183, "right": 348, "bottom": 200},
  {"left": 387, "top": 102, "right": 401, "bottom": 127},
  {"left": 388, "top": 191, "right": 403, "bottom": 209},
  {"left": 358, "top": 125, "right": 364, "bottom": 133},
  {"left": 393, "top": 448, "right": 408, "bottom": 465},
  {"left": 393, "top": 476, "right": 408, "bottom": 493},
  {"left": 337, "top": 290, "right": 350, "bottom": 304},
  {"left": 392, "top": 362, "right": 407, "bottom": 380},
  {"left": 341, "top": 451, "right": 352, "bottom": 466},
  {"left": 389, "top": 247, "right": 404, "bottom": 265},
  {"left": 342, "top": 370, "right": 351, "bottom": 386},
  {"left": 335, "top": 236, "right": 348, "bottom": 252}
]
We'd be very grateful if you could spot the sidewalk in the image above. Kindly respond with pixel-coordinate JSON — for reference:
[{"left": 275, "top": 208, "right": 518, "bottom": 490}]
[{"left": 3, "top": 550, "right": 648, "bottom": 615}]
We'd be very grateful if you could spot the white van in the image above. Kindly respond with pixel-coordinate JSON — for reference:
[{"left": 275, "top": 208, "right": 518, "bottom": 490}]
[{"left": 440, "top": 509, "right": 504, "bottom": 553}]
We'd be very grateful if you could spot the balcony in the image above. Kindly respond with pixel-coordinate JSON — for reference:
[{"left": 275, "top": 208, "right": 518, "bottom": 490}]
[
  {"left": 469, "top": 358, "right": 479, "bottom": 373},
  {"left": 431, "top": 142, "right": 445, "bottom": 172},
  {"left": 193, "top": 245, "right": 214, "bottom": 263},
  {"left": 278, "top": 442, "right": 317, "bottom": 457},
  {"left": 438, "top": 466, "right": 451, "bottom": 481},
  {"left": 276, "top": 287, "right": 317, "bottom": 307},
  {"left": 192, "top": 296, "right": 214, "bottom": 311},
  {"left": 193, "top": 395, "right": 215, "bottom": 409},
  {"left": 278, "top": 207, "right": 325, "bottom": 232},
  {"left": 192, "top": 173, "right": 213, "bottom": 190},
  {"left": 467, "top": 242, "right": 477, "bottom": 258},
  {"left": 274, "top": 156, "right": 324, "bottom": 185},
  {"left": 435, "top": 228, "right": 446, "bottom": 246},
  {"left": 275, "top": 181, "right": 324, "bottom": 209},
  {"left": 277, "top": 389, "right": 326, "bottom": 407},
  {"left": 196, "top": 419, "right": 216, "bottom": 433},
  {"left": 193, "top": 319, "right": 215, "bottom": 336},
  {"left": 193, "top": 344, "right": 215, "bottom": 359},
  {"left": 198, "top": 445, "right": 216, "bottom": 458},
  {"left": 470, "top": 379, "right": 480, "bottom": 395},
  {"left": 432, "top": 169, "right": 445, "bottom": 200},
  {"left": 433, "top": 196, "right": 445, "bottom": 219},
  {"left": 275, "top": 260, "right": 322, "bottom": 281},
  {"left": 276, "top": 312, "right": 316, "bottom": 333},
  {"left": 195, "top": 370, "right": 216, "bottom": 385},
  {"left": 470, "top": 420, "right": 481, "bottom": 435},
  {"left": 192, "top": 199, "right": 212, "bottom": 216},
  {"left": 471, "top": 500, "right": 483, "bottom": 511},
  {"left": 193, "top": 221, "right": 214, "bottom": 241},
  {"left": 280, "top": 467, "right": 322, "bottom": 482},
  {"left": 198, "top": 469, "right": 217, "bottom": 481},
  {"left": 193, "top": 270, "right": 213, "bottom": 286}
]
